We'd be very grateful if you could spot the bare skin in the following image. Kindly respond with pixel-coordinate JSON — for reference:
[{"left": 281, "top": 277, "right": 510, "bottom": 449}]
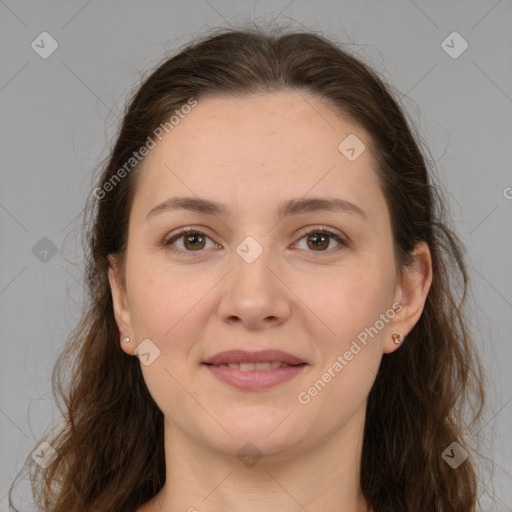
[{"left": 108, "top": 90, "right": 432, "bottom": 512}]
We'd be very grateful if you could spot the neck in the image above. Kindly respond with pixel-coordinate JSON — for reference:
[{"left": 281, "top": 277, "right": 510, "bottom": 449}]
[{"left": 146, "top": 406, "right": 372, "bottom": 512}]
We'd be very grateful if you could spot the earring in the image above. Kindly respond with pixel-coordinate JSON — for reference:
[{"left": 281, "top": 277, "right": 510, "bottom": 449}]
[
  {"left": 392, "top": 333, "right": 402, "bottom": 345},
  {"left": 121, "top": 336, "right": 130, "bottom": 344}
]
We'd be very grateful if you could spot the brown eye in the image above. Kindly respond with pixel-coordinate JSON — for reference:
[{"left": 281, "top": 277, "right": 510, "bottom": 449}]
[
  {"left": 306, "top": 232, "right": 329, "bottom": 251},
  {"left": 294, "top": 227, "right": 348, "bottom": 253},
  {"left": 162, "top": 226, "right": 348, "bottom": 257},
  {"left": 162, "top": 229, "right": 215, "bottom": 254},
  {"left": 181, "top": 232, "right": 206, "bottom": 251}
]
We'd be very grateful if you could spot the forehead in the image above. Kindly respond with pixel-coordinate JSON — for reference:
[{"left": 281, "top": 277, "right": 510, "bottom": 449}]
[
  {"left": 154, "top": 90, "right": 368, "bottom": 162},
  {"left": 132, "top": 90, "right": 387, "bottom": 223}
]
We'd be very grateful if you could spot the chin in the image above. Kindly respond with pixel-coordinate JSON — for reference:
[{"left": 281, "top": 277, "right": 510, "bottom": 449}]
[
  {"left": 204, "top": 430, "right": 304, "bottom": 464},
  {"left": 209, "top": 411, "right": 307, "bottom": 456}
]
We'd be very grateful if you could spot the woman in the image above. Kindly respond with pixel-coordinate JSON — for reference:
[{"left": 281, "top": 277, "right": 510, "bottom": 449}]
[{"left": 10, "top": 25, "right": 486, "bottom": 511}]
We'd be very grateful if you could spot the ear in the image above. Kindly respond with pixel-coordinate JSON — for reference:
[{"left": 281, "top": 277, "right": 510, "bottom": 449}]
[
  {"left": 107, "top": 254, "right": 135, "bottom": 356},
  {"left": 383, "top": 241, "right": 433, "bottom": 354}
]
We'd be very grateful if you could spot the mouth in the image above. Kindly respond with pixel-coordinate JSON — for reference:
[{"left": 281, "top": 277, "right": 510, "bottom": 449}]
[
  {"left": 203, "top": 361, "right": 306, "bottom": 371},
  {"left": 201, "top": 349, "right": 308, "bottom": 390},
  {"left": 202, "top": 348, "right": 307, "bottom": 366}
]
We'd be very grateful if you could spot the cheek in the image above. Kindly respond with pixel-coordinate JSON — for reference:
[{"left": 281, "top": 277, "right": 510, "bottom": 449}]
[
  {"left": 127, "top": 262, "right": 220, "bottom": 369},
  {"left": 294, "top": 271, "right": 391, "bottom": 421},
  {"left": 296, "top": 263, "right": 393, "bottom": 340},
  {"left": 127, "top": 260, "right": 193, "bottom": 332},
  {"left": 127, "top": 268, "right": 203, "bottom": 407}
]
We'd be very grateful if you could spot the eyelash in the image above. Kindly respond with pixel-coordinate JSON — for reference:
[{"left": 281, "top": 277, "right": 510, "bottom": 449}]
[{"left": 161, "top": 226, "right": 349, "bottom": 257}]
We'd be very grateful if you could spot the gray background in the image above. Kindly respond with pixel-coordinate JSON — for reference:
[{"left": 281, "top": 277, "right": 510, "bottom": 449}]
[{"left": 1, "top": 1, "right": 511, "bottom": 510}]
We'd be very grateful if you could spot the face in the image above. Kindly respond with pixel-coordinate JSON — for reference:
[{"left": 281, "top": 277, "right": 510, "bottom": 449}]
[{"left": 109, "top": 90, "right": 430, "bottom": 460}]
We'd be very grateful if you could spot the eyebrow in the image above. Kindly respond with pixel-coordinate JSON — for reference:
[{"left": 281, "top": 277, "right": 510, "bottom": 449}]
[{"left": 145, "top": 196, "right": 367, "bottom": 221}]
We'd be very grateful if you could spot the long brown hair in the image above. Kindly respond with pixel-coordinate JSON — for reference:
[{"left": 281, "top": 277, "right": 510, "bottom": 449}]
[{"left": 10, "top": 24, "right": 487, "bottom": 511}]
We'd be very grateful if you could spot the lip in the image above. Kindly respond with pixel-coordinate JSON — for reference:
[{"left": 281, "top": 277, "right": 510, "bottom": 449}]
[
  {"left": 202, "top": 349, "right": 308, "bottom": 391},
  {"left": 203, "top": 349, "right": 306, "bottom": 366},
  {"left": 203, "top": 364, "right": 307, "bottom": 391}
]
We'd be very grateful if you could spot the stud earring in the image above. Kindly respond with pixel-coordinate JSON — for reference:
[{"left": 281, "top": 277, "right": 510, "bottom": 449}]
[
  {"left": 392, "top": 333, "right": 402, "bottom": 345},
  {"left": 121, "top": 336, "right": 130, "bottom": 344}
]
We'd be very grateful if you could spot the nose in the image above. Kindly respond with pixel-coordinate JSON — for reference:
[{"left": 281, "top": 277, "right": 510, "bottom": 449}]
[{"left": 217, "top": 242, "right": 291, "bottom": 330}]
